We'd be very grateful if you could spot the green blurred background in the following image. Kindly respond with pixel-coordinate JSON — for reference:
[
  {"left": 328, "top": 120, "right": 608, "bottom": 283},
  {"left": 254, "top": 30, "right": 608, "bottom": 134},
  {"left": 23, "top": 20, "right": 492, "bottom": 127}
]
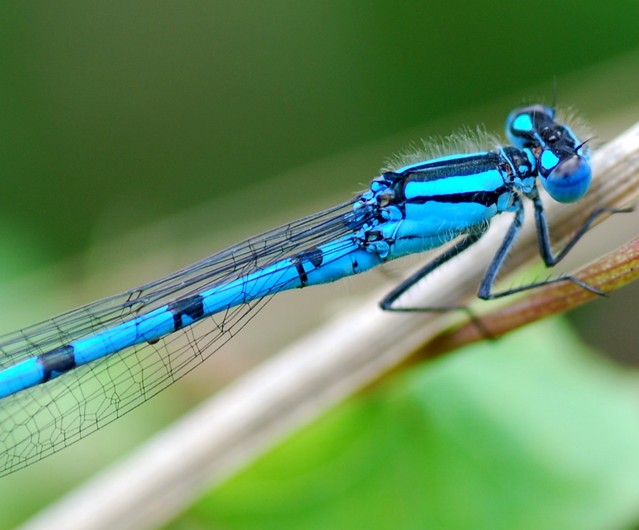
[{"left": 1, "top": 1, "right": 639, "bottom": 529}]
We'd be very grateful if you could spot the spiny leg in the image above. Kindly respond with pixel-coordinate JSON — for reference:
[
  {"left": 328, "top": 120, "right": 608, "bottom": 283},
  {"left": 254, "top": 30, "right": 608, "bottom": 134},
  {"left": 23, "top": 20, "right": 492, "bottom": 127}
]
[
  {"left": 379, "top": 226, "right": 497, "bottom": 338},
  {"left": 478, "top": 197, "right": 631, "bottom": 300},
  {"left": 478, "top": 198, "right": 631, "bottom": 299},
  {"left": 379, "top": 227, "right": 487, "bottom": 313},
  {"left": 533, "top": 194, "right": 632, "bottom": 266}
]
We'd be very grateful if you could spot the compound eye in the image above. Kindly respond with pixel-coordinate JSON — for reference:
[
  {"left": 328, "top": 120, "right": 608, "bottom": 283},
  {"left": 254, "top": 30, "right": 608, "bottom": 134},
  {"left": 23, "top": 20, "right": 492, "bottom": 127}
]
[
  {"left": 506, "top": 104, "right": 554, "bottom": 148},
  {"left": 540, "top": 151, "right": 592, "bottom": 203},
  {"left": 506, "top": 110, "right": 535, "bottom": 147}
]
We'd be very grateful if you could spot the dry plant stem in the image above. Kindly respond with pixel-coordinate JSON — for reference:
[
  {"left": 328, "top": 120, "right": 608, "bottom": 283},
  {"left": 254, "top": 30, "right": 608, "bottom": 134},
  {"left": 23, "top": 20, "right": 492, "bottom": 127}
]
[{"left": 20, "top": 121, "right": 639, "bottom": 530}]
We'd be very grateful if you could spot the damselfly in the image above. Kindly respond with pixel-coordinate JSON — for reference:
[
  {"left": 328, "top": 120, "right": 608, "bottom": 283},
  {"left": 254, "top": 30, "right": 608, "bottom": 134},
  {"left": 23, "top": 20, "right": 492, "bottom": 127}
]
[{"left": 0, "top": 104, "right": 613, "bottom": 476}]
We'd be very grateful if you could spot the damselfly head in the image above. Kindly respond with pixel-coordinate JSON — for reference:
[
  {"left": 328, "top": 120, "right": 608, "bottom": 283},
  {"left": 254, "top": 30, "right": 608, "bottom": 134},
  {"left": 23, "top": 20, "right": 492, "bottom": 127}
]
[{"left": 507, "top": 104, "right": 592, "bottom": 203}]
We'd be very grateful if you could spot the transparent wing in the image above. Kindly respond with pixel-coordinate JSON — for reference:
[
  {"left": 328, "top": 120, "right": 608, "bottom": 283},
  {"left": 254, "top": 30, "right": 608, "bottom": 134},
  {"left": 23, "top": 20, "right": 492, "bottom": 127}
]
[{"left": 0, "top": 198, "right": 366, "bottom": 476}]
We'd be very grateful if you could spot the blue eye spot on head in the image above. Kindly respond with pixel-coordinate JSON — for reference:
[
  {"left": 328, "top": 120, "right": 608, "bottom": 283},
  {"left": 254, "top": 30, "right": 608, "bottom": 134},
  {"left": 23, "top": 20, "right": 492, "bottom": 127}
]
[
  {"left": 540, "top": 149, "right": 560, "bottom": 172},
  {"left": 511, "top": 113, "right": 533, "bottom": 133}
]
